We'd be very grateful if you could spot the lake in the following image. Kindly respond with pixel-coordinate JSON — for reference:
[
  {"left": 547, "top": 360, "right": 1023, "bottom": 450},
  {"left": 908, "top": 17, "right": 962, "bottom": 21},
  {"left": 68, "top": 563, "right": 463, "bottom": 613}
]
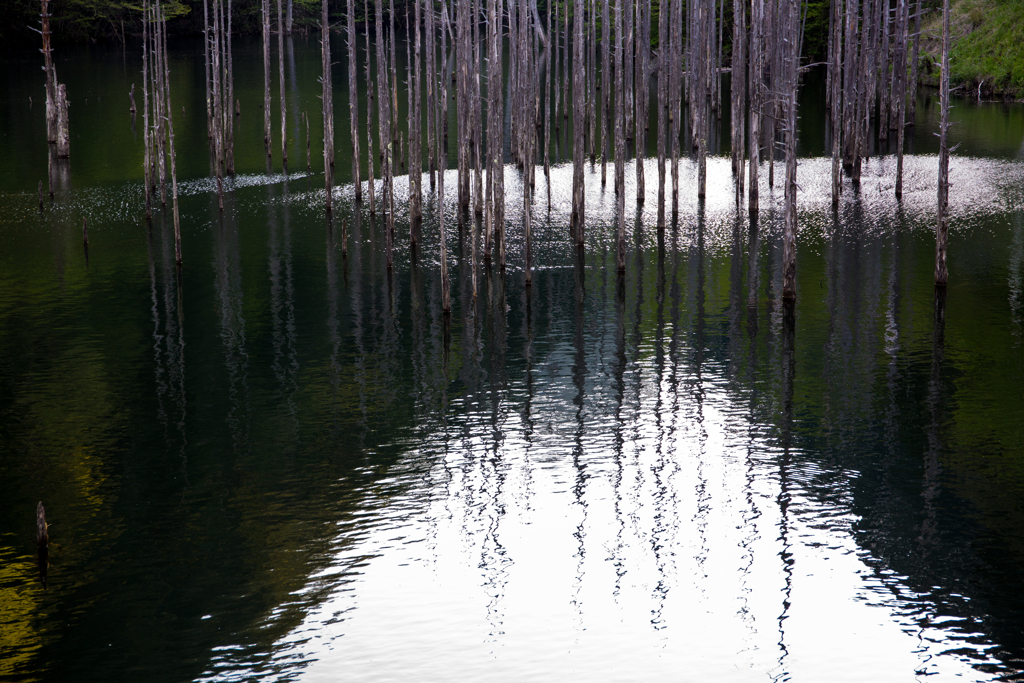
[{"left": 2, "top": 33, "right": 1024, "bottom": 682}]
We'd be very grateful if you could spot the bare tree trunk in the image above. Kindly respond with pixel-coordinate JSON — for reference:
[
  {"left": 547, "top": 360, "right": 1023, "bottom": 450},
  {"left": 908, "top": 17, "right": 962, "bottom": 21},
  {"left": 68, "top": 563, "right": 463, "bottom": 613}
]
[
  {"left": 830, "top": 0, "right": 843, "bottom": 205},
  {"left": 426, "top": 0, "right": 437, "bottom": 188},
  {"left": 411, "top": 0, "right": 423, "bottom": 227},
  {"left": 572, "top": 0, "right": 586, "bottom": 247},
  {"left": 375, "top": 0, "right": 394, "bottom": 268},
  {"left": 635, "top": 0, "right": 647, "bottom": 203},
  {"left": 624, "top": 0, "right": 634, "bottom": 139},
  {"left": 473, "top": 0, "right": 483, "bottom": 216},
  {"left": 615, "top": 0, "right": 626, "bottom": 271},
  {"left": 894, "top": 0, "right": 907, "bottom": 196},
  {"left": 278, "top": 0, "right": 288, "bottom": 167},
  {"left": 600, "top": 0, "right": 610, "bottom": 184},
  {"left": 204, "top": 0, "right": 213, "bottom": 139},
  {"left": 365, "top": 0, "right": 377, "bottom": 212},
  {"left": 348, "top": 0, "right": 362, "bottom": 202},
  {"left": 440, "top": 3, "right": 451, "bottom": 311},
  {"left": 457, "top": 0, "right": 471, "bottom": 211},
  {"left": 782, "top": 0, "right": 798, "bottom": 300},
  {"left": 731, "top": 0, "right": 746, "bottom": 199},
  {"left": 142, "top": 4, "right": 152, "bottom": 217},
  {"left": 323, "top": 0, "right": 334, "bottom": 210},
  {"left": 225, "top": 0, "right": 235, "bottom": 175},
  {"left": 263, "top": 0, "right": 272, "bottom": 154},
  {"left": 657, "top": 0, "right": 667, "bottom": 228},
  {"left": 748, "top": 0, "right": 762, "bottom": 213},
  {"left": 41, "top": 0, "right": 58, "bottom": 143},
  {"left": 160, "top": 1, "right": 183, "bottom": 266},
  {"left": 878, "top": 0, "right": 891, "bottom": 140},
  {"left": 935, "top": 0, "right": 949, "bottom": 286}
]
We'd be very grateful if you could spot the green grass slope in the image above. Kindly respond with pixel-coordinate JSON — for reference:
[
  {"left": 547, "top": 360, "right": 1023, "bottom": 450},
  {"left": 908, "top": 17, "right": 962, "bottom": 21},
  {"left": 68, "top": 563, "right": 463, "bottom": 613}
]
[{"left": 919, "top": 0, "right": 1024, "bottom": 99}]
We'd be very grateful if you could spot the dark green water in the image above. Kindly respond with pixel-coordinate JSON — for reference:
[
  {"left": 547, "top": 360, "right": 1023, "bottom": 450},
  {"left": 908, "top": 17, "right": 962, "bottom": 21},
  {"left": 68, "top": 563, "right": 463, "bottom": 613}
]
[{"left": 2, "top": 35, "right": 1024, "bottom": 682}]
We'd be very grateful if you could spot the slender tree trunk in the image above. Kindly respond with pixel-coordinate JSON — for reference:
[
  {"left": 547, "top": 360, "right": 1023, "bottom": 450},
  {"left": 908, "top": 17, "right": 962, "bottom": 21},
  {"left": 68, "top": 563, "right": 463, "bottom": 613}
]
[
  {"left": 748, "top": 0, "right": 762, "bottom": 213},
  {"left": 572, "top": 0, "right": 586, "bottom": 246},
  {"left": 935, "top": 0, "right": 949, "bottom": 286},
  {"left": 160, "top": 1, "right": 183, "bottom": 266},
  {"left": 225, "top": 0, "right": 235, "bottom": 175},
  {"left": 426, "top": 0, "right": 437, "bottom": 187},
  {"left": 615, "top": 0, "right": 626, "bottom": 271},
  {"left": 348, "top": 0, "right": 362, "bottom": 202},
  {"left": 278, "top": 0, "right": 288, "bottom": 166},
  {"left": 41, "top": 0, "right": 58, "bottom": 143},
  {"left": 657, "top": 0, "right": 667, "bottom": 228},
  {"left": 142, "top": 4, "right": 152, "bottom": 218},
  {"left": 323, "top": 0, "right": 334, "bottom": 210},
  {"left": 365, "top": 0, "right": 377, "bottom": 212},
  {"left": 731, "top": 0, "right": 746, "bottom": 199},
  {"left": 440, "top": 2, "right": 451, "bottom": 311},
  {"left": 411, "top": 0, "right": 423, "bottom": 227},
  {"left": 782, "top": 0, "right": 798, "bottom": 300},
  {"left": 894, "top": 0, "right": 907, "bottom": 196},
  {"left": 263, "top": 0, "right": 272, "bottom": 154},
  {"left": 831, "top": 0, "right": 844, "bottom": 205},
  {"left": 375, "top": 0, "right": 394, "bottom": 268}
]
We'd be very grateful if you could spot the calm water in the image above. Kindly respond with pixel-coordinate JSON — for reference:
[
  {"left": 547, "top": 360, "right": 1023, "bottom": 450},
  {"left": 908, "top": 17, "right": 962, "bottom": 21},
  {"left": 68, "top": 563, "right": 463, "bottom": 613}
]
[{"left": 2, "top": 35, "right": 1024, "bottom": 683}]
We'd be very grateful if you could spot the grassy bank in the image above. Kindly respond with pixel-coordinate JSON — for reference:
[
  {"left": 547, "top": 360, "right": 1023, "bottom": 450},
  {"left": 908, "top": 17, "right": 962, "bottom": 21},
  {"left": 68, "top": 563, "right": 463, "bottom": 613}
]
[{"left": 919, "top": 0, "right": 1024, "bottom": 99}]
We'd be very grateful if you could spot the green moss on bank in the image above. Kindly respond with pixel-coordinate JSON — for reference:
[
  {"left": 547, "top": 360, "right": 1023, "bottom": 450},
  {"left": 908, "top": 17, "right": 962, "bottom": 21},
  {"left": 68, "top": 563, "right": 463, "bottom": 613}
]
[{"left": 919, "top": 0, "right": 1024, "bottom": 99}]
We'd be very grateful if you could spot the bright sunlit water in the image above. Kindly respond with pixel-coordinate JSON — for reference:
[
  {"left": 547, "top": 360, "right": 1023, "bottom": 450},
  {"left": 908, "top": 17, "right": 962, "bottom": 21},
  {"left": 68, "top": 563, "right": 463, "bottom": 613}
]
[{"left": 2, "top": 35, "right": 1024, "bottom": 683}]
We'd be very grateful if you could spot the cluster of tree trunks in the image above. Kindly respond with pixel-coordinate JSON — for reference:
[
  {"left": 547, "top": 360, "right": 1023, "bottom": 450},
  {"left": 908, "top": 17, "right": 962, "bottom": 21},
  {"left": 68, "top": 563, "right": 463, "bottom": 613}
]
[
  {"left": 48, "top": 0, "right": 952, "bottom": 300},
  {"left": 141, "top": 0, "right": 182, "bottom": 265}
]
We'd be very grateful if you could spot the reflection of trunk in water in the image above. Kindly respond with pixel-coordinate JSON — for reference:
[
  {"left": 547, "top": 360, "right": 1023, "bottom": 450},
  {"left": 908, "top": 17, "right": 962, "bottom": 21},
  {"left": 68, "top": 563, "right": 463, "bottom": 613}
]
[
  {"left": 920, "top": 289, "right": 946, "bottom": 549},
  {"left": 571, "top": 249, "right": 589, "bottom": 617},
  {"left": 611, "top": 269, "right": 627, "bottom": 592},
  {"left": 774, "top": 301, "right": 796, "bottom": 675},
  {"left": 690, "top": 203, "right": 710, "bottom": 587},
  {"left": 268, "top": 182, "right": 300, "bottom": 445},
  {"left": 215, "top": 197, "right": 251, "bottom": 455},
  {"left": 326, "top": 213, "right": 343, "bottom": 435}
]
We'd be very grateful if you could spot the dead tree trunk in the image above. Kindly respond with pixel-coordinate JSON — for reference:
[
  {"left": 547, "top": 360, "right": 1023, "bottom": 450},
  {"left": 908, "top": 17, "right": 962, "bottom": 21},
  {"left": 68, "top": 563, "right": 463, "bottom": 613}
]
[
  {"left": 457, "top": 0, "right": 471, "bottom": 212},
  {"left": 142, "top": 5, "right": 152, "bottom": 217},
  {"left": 894, "top": 0, "right": 907, "bottom": 196},
  {"left": 323, "top": 0, "right": 334, "bottom": 210},
  {"left": 263, "top": 0, "right": 272, "bottom": 154},
  {"left": 748, "top": 0, "right": 762, "bottom": 213},
  {"left": 426, "top": 0, "right": 437, "bottom": 188},
  {"left": 830, "top": 0, "right": 843, "bottom": 205},
  {"left": 488, "top": 0, "right": 505, "bottom": 267},
  {"left": 278, "top": 0, "right": 288, "bottom": 167},
  {"left": 614, "top": 0, "right": 626, "bottom": 271},
  {"left": 365, "top": 0, "right": 377, "bottom": 212},
  {"left": 781, "top": 0, "right": 798, "bottom": 300},
  {"left": 657, "top": 0, "right": 667, "bottom": 228},
  {"left": 374, "top": 0, "right": 394, "bottom": 268},
  {"left": 731, "top": 0, "right": 746, "bottom": 200},
  {"left": 347, "top": 0, "right": 361, "bottom": 202},
  {"left": 935, "top": 0, "right": 949, "bottom": 286},
  {"left": 440, "top": 2, "right": 451, "bottom": 312},
  {"left": 410, "top": 0, "right": 423, "bottom": 228},
  {"left": 572, "top": 0, "right": 586, "bottom": 248}
]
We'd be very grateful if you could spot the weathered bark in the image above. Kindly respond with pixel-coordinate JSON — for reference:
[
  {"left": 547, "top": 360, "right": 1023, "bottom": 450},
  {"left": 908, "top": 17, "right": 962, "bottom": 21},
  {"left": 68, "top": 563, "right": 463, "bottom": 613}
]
[
  {"left": 572, "top": 0, "right": 586, "bottom": 247},
  {"left": 748, "top": 0, "right": 762, "bottom": 213},
  {"left": 364, "top": 0, "right": 376, "bottom": 212},
  {"left": 894, "top": 0, "right": 907, "bottom": 196},
  {"left": 374, "top": 0, "right": 394, "bottom": 268},
  {"left": 635, "top": 0, "right": 647, "bottom": 203},
  {"left": 142, "top": 4, "right": 152, "bottom": 217},
  {"left": 225, "top": 0, "right": 235, "bottom": 175},
  {"left": 830, "top": 0, "right": 844, "bottom": 205},
  {"left": 878, "top": 0, "right": 891, "bottom": 140},
  {"left": 41, "top": 0, "right": 58, "bottom": 143},
  {"left": 488, "top": 0, "right": 505, "bottom": 266},
  {"left": 782, "top": 0, "right": 798, "bottom": 300},
  {"left": 348, "top": 0, "right": 361, "bottom": 202},
  {"left": 600, "top": 0, "right": 609, "bottom": 184},
  {"left": 426, "top": 0, "right": 436, "bottom": 187},
  {"left": 263, "top": 0, "right": 272, "bottom": 153},
  {"left": 457, "top": 0, "right": 471, "bottom": 211},
  {"left": 323, "top": 0, "right": 334, "bottom": 210},
  {"left": 614, "top": 0, "right": 626, "bottom": 271},
  {"left": 411, "top": 0, "right": 422, "bottom": 228},
  {"left": 440, "top": 3, "right": 451, "bottom": 312},
  {"left": 935, "top": 0, "right": 949, "bottom": 286},
  {"left": 731, "top": 0, "right": 746, "bottom": 200},
  {"left": 657, "top": 0, "right": 667, "bottom": 228},
  {"left": 278, "top": 0, "right": 287, "bottom": 166}
]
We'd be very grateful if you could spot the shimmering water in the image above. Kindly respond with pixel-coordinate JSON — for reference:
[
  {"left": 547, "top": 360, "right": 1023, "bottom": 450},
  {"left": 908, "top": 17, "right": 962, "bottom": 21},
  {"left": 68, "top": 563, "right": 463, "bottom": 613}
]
[{"left": 3, "top": 36, "right": 1024, "bottom": 683}]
